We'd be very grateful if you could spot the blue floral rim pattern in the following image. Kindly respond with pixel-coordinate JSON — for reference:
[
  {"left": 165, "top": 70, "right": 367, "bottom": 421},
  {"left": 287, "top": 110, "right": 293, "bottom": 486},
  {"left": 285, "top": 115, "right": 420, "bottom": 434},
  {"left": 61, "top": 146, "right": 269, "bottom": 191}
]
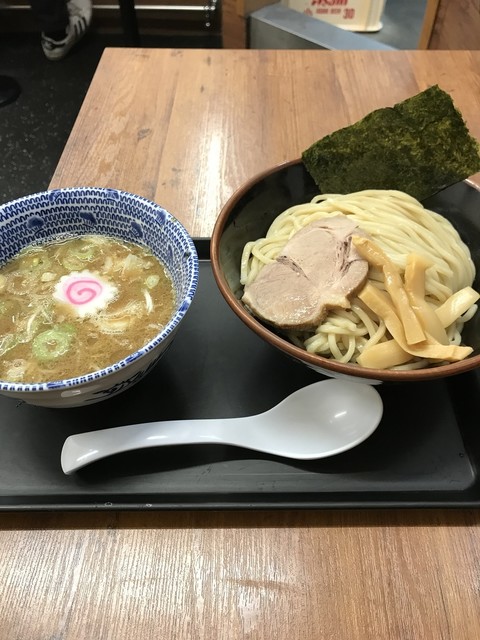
[{"left": 0, "top": 187, "right": 199, "bottom": 393}]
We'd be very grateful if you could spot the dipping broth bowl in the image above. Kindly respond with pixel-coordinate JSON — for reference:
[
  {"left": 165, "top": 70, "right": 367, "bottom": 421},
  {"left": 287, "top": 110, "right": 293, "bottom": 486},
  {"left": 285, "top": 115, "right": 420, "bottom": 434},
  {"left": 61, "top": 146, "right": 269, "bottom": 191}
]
[
  {"left": 0, "top": 187, "right": 198, "bottom": 407},
  {"left": 210, "top": 159, "right": 480, "bottom": 384}
]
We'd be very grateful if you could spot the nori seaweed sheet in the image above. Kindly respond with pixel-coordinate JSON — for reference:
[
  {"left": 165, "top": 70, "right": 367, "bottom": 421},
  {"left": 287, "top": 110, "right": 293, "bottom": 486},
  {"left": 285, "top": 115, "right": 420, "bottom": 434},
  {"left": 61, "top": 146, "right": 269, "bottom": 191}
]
[{"left": 301, "top": 85, "right": 480, "bottom": 201}]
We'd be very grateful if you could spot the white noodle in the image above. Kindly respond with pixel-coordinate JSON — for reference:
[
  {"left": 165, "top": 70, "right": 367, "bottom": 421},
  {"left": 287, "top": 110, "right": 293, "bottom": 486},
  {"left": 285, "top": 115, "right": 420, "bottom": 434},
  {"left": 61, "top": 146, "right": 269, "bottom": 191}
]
[{"left": 241, "top": 190, "right": 476, "bottom": 369}]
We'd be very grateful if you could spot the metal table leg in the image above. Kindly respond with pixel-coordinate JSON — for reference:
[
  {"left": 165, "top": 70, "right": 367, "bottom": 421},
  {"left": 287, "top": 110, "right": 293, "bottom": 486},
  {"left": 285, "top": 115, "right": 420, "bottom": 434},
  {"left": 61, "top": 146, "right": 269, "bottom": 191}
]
[{"left": 118, "top": 0, "right": 140, "bottom": 46}]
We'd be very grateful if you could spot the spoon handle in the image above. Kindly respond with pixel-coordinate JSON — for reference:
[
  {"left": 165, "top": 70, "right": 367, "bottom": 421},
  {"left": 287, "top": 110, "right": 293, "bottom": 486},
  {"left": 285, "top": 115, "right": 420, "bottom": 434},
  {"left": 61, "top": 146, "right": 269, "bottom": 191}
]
[{"left": 61, "top": 417, "right": 247, "bottom": 474}]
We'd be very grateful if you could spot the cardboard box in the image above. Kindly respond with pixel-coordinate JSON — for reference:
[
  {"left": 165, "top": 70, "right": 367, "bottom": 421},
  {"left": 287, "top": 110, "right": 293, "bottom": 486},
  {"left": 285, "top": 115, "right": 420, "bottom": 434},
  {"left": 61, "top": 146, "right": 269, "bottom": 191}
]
[{"left": 281, "top": 0, "right": 386, "bottom": 32}]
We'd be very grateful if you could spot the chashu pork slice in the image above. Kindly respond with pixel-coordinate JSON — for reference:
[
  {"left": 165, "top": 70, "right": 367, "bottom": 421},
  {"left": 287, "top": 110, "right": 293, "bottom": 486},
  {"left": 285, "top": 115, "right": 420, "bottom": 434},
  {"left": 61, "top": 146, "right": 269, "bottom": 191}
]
[{"left": 242, "top": 215, "right": 369, "bottom": 331}]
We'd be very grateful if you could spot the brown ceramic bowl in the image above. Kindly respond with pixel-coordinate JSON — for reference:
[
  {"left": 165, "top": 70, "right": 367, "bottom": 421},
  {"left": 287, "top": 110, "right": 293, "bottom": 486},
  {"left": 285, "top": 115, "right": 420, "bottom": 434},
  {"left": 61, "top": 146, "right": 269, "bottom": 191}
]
[{"left": 210, "top": 159, "right": 480, "bottom": 383}]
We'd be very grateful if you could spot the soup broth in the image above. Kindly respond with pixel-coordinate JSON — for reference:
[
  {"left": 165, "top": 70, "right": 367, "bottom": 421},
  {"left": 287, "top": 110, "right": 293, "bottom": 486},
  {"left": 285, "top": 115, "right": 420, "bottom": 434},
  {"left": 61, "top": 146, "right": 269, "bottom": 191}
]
[{"left": 0, "top": 234, "right": 175, "bottom": 383}]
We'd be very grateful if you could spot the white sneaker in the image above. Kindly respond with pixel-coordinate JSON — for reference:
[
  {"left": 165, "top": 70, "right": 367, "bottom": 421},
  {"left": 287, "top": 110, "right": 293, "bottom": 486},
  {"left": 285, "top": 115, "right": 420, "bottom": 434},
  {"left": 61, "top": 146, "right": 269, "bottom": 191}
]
[{"left": 41, "top": 0, "right": 92, "bottom": 61}]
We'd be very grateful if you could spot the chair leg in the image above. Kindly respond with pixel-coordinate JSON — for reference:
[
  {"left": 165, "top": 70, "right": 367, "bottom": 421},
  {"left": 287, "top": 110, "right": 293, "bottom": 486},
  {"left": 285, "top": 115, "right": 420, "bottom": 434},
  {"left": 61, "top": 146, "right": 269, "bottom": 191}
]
[
  {"left": 118, "top": 0, "right": 140, "bottom": 46},
  {"left": 0, "top": 75, "right": 21, "bottom": 108}
]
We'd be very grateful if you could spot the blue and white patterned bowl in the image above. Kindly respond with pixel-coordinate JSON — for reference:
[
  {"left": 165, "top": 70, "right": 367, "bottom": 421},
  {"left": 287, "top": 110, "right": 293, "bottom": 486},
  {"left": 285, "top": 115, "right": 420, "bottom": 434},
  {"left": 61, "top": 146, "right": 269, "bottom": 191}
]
[{"left": 0, "top": 187, "right": 199, "bottom": 407}]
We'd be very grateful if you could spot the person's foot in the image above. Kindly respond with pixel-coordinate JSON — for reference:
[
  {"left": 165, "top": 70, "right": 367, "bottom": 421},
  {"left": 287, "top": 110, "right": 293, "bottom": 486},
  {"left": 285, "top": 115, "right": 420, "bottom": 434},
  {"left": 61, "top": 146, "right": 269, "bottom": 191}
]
[
  {"left": 41, "top": 0, "right": 92, "bottom": 61},
  {"left": 0, "top": 75, "right": 21, "bottom": 108}
]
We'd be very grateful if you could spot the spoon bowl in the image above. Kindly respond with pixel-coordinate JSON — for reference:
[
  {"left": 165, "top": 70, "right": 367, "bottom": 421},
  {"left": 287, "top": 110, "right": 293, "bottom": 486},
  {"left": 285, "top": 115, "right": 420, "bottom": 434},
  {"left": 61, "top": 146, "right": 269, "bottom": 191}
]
[{"left": 61, "top": 379, "right": 383, "bottom": 474}]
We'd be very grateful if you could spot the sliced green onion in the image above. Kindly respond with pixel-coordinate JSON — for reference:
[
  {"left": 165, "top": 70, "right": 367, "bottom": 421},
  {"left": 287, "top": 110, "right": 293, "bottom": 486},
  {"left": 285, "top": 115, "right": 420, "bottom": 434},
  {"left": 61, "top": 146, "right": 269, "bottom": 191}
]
[
  {"left": 145, "top": 274, "right": 160, "bottom": 289},
  {"left": 32, "top": 324, "right": 76, "bottom": 362},
  {"left": 41, "top": 272, "right": 57, "bottom": 282},
  {"left": 62, "top": 243, "right": 97, "bottom": 270},
  {"left": 0, "top": 334, "right": 18, "bottom": 358},
  {"left": 40, "top": 303, "right": 55, "bottom": 325},
  {"left": 121, "top": 254, "right": 145, "bottom": 277}
]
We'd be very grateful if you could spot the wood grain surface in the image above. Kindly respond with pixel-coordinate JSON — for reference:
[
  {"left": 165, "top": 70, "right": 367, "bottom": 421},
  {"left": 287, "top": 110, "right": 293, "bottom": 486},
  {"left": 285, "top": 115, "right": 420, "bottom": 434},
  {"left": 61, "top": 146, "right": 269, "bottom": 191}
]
[
  {"left": 2, "top": 49, "right": 480, "bottom": 639},
  {"left": 49, "top": 49, "right": 480, "bottom": 235}
]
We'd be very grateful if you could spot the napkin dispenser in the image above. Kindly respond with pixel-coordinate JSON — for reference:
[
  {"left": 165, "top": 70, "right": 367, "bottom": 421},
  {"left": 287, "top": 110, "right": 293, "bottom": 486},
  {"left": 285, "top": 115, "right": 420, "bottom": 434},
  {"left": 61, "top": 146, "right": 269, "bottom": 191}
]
[{"left": 281, "top": 0, "right": 386, "bottom": 32}]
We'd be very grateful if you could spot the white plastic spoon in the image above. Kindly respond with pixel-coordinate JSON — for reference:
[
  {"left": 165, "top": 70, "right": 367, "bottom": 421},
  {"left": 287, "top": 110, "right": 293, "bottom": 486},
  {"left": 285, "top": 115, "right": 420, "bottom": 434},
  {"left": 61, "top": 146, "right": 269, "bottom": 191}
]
[{"left": 61, "top": 379, "right": 383, "bottom": 474}]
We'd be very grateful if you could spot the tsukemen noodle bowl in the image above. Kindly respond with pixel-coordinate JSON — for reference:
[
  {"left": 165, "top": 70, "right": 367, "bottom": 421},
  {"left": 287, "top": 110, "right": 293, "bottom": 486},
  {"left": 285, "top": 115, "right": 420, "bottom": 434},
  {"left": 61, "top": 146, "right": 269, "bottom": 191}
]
[
  {"left": 0, "top": 187, "right": 198, "bottom": 407},
  {"left": 211, "top": 160, "right": 480, "bottom": 383}
]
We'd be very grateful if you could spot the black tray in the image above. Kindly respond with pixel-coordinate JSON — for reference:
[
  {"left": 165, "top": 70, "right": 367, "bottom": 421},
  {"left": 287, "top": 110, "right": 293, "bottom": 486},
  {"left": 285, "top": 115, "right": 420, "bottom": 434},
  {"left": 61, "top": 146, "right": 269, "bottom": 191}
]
[{"left": 2, "top": 239, "right": 480, "bottom": 511}]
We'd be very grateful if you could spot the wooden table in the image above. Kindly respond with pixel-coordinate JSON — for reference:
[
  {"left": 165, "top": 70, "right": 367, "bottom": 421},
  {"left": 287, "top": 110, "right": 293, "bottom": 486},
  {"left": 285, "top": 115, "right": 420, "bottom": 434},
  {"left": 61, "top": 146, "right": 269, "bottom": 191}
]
[{"left": 2, "top": 49, "right": 480, "bottom": 639}]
